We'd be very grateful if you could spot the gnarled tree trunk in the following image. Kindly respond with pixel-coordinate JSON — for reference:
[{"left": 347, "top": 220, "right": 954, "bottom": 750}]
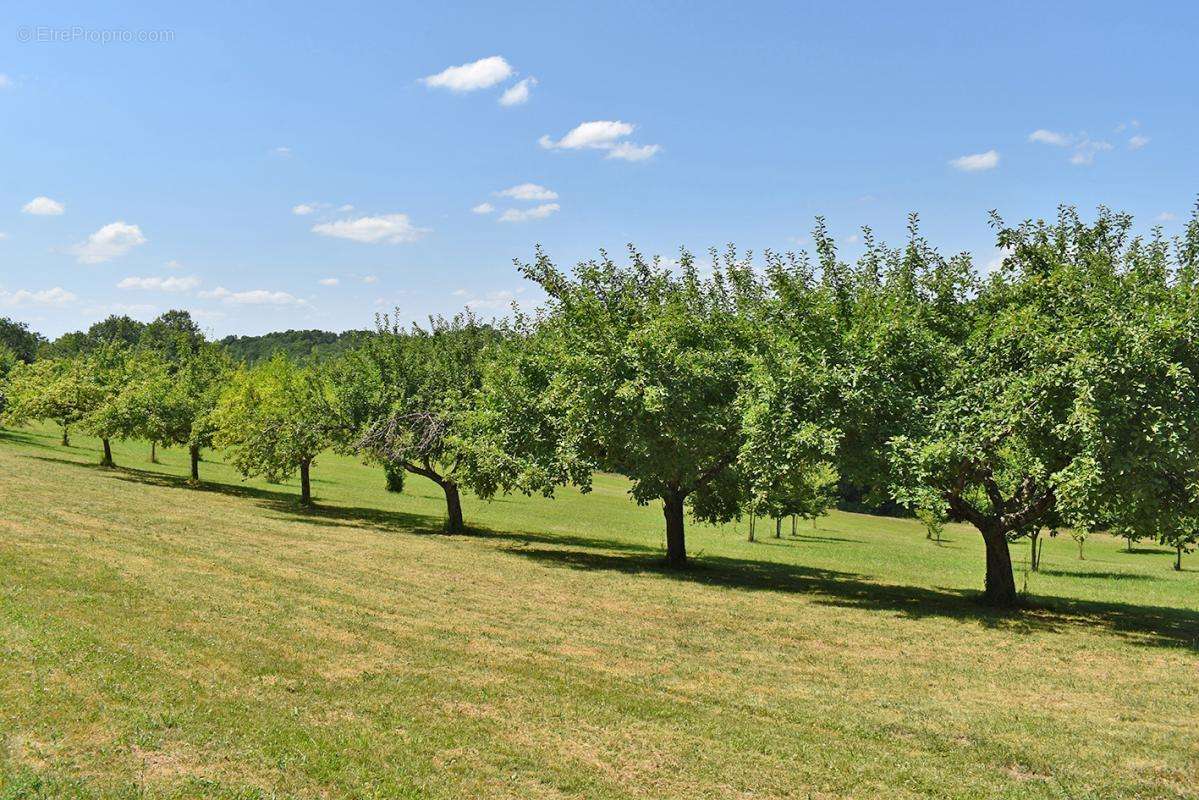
[
  {"left": 101, "top": 438, "right": 114, "bottom": 467},
  {"left": 441, "top": 480, "right": 464, "bottom": 533},
  {"left": 981, "top": 526, "right": 1018, "bottom": 607}
]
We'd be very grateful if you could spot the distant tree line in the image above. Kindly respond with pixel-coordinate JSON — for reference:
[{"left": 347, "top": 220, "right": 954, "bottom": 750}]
[
  {"left": 3, "top": 203, "right": 1198, "bottom": 606},
  {"left": 218, "top": 329, "right": 373, "bottom": 365}
]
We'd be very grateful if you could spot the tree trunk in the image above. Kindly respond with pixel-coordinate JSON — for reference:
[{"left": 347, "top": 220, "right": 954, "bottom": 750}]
[
  {"left": 663, "top": 493, "right": 687, "bottom": 566},
  {"left": 774, "top": 518, "right": 782, "bottom": 538},
  {"left": 61, "top": 423, "right": 70, "bottom": 446},
  {"left": 1078, "top": 538, "right": 1085, "bottom": 560},
  {"left": 189, "top": 445, "right": 200, "bottom": 482},
  {"left": 1177, "top": 544, "right": 1183, "bottom": 572},
  {"left": 981, "top": 526, "right": 1018, "bottom": 607},
  {"left": 791, "top": 515, "right": 797, "bottom": 537},
  {"left": 101, "top": 438, "right": 114, "bottom": 467},
  {"left": 1030, "top": 531, "right": 1040, "bottom": 572},
  {"left": 150, "top": 441, "right": 158, "bottom": 463},
  {"left": 748, "top": 514, "right": 756, "bottom": 542},
  {"left": 299, "top": 459, "right": 312, "bottom": 506},
  {"left": 442, "top": 480, "right": 464, "bottom": 533}
]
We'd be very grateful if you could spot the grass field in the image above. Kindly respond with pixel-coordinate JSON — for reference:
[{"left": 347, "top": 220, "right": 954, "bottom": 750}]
[{"left": 1, "top": 423, "right": 1196, "bottom": 799}]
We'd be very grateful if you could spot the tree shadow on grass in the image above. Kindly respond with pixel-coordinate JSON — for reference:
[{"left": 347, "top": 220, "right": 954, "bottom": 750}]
[
  {"left": 497, "top": 543, "right": 1199, "bottom": 651},
  {"left": 1038, "top": 569, "right": 1158, "bottom": 581},
  {"left": 25, "top": 453, "right": 447, "bottom": 536},
  {"left": 21, "top": 450, "right": 1199, "bottom": 652}
]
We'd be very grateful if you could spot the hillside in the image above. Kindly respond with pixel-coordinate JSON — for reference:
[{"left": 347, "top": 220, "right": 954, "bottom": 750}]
[{"left": 0, "top": 424, "right": 1196, "bottom": 799}]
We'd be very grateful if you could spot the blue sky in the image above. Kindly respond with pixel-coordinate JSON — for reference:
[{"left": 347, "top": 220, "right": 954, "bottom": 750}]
[{"left": 2, "top": 0, "right": 1196, "bottom": 338}]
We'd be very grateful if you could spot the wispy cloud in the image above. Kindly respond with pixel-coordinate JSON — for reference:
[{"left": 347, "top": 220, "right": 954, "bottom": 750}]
[
  {"left": 1027, "top": 128, "right": 1115, "bottom": 165},
  {"left": 499, "top": 77, "right": 537, "bottom": 106},
  {"left": 1128, "top": 134, "right": 1150, "bottom": 150},
  {"left": 539, "top": 120, "right": 660, "bottom": 162},
  {"left": 422, "top": 56, "right": 514, "bottom": 92},
  {"left": 200, "top": 286, "right": 306, "bottom": 305},
  {"left": 1028, "top": 129, "right": 1072, "bottom": 146},
  {"left": 117, "top": 275, "right": 200, "bottom": 292},
  {"left": 1069, "top": 139, "right": 1113, "bottom": 165},
  {"left": 318, "top": 277, "right": 339, "bottom": 286},
  {"left": 312, "top": 213, "right": 429, "bottom": 244},
  {"left": 496, "top": 183, "right": 558, "bottom": 201},
  {"left": 498, "top": 203, "right": 559, "bottom": 223},
  {"left": 472, "top": 202, "right": 495, "bottom": 215},
  {"left": 0, "top": 286, "right": 76, "bottom": 307},
  {"left": 949, "top": 150, "right": 999, "bottom": 172}
]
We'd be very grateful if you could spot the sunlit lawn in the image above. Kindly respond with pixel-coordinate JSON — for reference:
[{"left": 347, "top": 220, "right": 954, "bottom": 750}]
[{"left": 1, "top": 423, "right": 1196, "bottom": 799}]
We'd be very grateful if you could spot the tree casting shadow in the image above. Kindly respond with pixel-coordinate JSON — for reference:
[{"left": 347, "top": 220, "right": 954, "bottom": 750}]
[
  {"left": 496, "top": 541, "right": 1199, "bottom": 651},
  {"left": 23, "top": 450, "right": 1199, "bottom": 652},
  {"left": 26, "top": 453, "right": 447, "bottom": 536}
]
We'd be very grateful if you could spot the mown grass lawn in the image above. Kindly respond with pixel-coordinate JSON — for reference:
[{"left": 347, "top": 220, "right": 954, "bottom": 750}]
[{"left": 1, "top": 423, "right": 1196, "bottom": 799}]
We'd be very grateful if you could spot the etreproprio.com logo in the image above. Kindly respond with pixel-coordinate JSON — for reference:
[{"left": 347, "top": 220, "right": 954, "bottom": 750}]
[{"left": 17, "top": 26, "right": 176, "bottom": 44}]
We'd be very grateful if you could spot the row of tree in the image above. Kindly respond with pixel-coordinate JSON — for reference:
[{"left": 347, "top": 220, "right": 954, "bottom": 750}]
[{"left": 3, "top": 204, "right": 1197, "bottom": 607}]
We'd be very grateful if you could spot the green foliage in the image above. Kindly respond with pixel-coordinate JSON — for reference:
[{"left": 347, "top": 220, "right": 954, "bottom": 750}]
[
  {"left": 220, "top": 328, "right": 372, "bottom": 365},
  {"left": 0, "top": 316, "right": 44, "bottom": 363},
  {"left": 331, "top": 310, "right": 505, "bottom": 530},
  {"left": 212, "top": 353, "right": 339, "bottom": 503},
  {"left": 2, "top": 354, "right": 99, "bottom": 444},
  {"left": 474, "top": 246, "right": 761, "bottom": 562},
  {"left": 889, "top": 205, "right": 1199, "bottom": 604}
]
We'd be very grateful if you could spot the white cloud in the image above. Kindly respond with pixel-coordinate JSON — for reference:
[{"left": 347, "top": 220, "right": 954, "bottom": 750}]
[
  {"left": 499, "top": 77, "right": 537, "bottom": 106},
  {"left": 22, "top": 196, "right": 65, "bottom": 216},
  {"left": 292, "top": 203, "right": 317, "bottom": 215},
  {"left": 541, "top": 120, "right": 633, "bottom": 150},
  {"left": 949, "top": 150, "right": 1000, "bottom": 172},
  {"left": 472, "top": 202, "right": 495, "bottom": 215},
  {"left": 200, "top": 287, "right": 305, "bottom": 305},
  {"left": 70, "top": 221, "right": 147, "bottom": 264},
  {"left": 1029, "top": 129, "right": 1117, "bottom": 164},
  {"left": 117, "top": 275, "right": 200, "bottom": 292},
  {"left": 1156, "top": 212, "right": 1178, "bottom": 222},
  {"left": 0, "top": 232, "right": 8, "bottom": 240},
  {"left": 496, "top": 183, "right": 558, "bottom": 201},
  {"left": 1069, "top": 139, "right": 1113, "bottom": 165},
  {"left": 362, "top": 275, "right": 378, "bottom": 284},
  {"left": 1129, "top": 134, "right": 1150, "bottom": 150},
  {"left": 338, "top": 203, "right": 354, "bottom": 212},
  {"left": 539, "top": 120, "right": 659, "bottom": 162},
  {"left": 606, "top": 142, "right": 661, "bottom": 162},
  {"left": 318, "top": 277, "right": 339, "bottom": 286},
  {"left": 0, "top": 287, "right": 77, "bottom": 307},
  {"left": 271, "top": 146, "right": 293, "bottom": 158},
  {"left": 498, "top": 203, "right": 559, "bottom": 223},
  {"left": 465, "top": 289, "right": 519, "bottom": 310},
  {"left": 0, "top": 74, "right": 12, "bottom": 89},
  {"left": 165, "top": 259, "right": 183, "bottom": 269},
  {"left": 312, "top": 213, "right": 429, "bottom": 244},
  {"left": 1028, "top": 129, "right": 1072, "bottom": 146},
  {"left": 422, "top": 56, "right": 513, "bottom": 92}
]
